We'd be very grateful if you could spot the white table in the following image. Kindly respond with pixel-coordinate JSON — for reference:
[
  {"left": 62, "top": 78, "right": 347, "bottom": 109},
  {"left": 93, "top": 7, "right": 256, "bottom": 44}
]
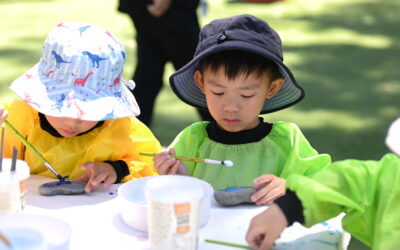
[{"left": 15, "top": 175, "right": 345, "bottom": 250}]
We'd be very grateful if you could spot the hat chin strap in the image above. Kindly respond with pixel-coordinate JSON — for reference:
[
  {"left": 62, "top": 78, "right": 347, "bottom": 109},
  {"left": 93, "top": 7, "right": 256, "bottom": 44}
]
[{"left": 124, "top": 80, "right": 136, "bottom": 90}]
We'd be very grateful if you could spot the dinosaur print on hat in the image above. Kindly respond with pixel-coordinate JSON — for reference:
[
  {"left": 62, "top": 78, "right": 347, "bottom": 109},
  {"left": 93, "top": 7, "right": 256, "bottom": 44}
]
[
  {"left": 82, "top": 51, "right": 107, "bottom": 68},
  {"left": 9, "top": 22, "right": 140, "bottom": 121}
]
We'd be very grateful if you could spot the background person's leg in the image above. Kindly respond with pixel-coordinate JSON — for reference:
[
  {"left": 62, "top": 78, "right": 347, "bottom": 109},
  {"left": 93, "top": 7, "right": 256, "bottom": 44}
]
[
  {"left": 166, "top": 30, "right": 213, "bottom": 122},
  {"left": 133, "top": 33, "right": 167, "bottom": 126}
]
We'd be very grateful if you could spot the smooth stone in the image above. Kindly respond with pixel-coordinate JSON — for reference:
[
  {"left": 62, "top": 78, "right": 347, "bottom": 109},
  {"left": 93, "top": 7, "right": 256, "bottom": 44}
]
[
  {"left": 214, "top": 186, "right": 256, "bottom": 206},
  {"left": 38, "top": 181, "right": 86, "bottom": 196}
]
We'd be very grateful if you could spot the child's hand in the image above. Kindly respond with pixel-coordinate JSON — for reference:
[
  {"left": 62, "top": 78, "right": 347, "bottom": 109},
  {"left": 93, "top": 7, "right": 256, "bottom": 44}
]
[
  {"left": 0, "top": 104, "right": 8, "bottom": 125},
  {"left": 251, "top": 174, "right": 286, "bottom": 205},
  {"left": 245, "top": 204, "right": 288, "bottom": 250},
  {"left": 147, "top": 0, "right": 172, "bottom": 17},
  {"left": 153, "top": 148, "right": 189, "bottom": 175},
  {"left": 75, "top": 162, "right": 117, "bottom": 193}
]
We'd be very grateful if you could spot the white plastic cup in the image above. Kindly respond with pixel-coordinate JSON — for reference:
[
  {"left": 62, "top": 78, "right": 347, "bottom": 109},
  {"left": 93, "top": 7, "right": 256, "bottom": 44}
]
[
  {"left": 0, "top": 159, "right": 30, "bottom": 214},
  {"left": 145, "top": 176, "right": 204, "bottom": 250}
]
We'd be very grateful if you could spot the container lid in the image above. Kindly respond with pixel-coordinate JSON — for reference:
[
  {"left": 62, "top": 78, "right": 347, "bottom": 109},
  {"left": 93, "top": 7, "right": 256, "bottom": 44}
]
[
  {"left": 145, "top": 175, "right": 204, "bottom": 204},
  {"left": 0, "top": 159, "right": 30, "bottom": 180}
]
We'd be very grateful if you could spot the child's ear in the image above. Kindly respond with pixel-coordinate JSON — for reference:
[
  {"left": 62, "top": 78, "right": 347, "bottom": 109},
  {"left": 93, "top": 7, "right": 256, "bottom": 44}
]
[
  {"left": 194, "top": 70, "right": 205, "bottom": 92},
  {"left": 266, "top": 78, "right": 285, "bottom": 99}
]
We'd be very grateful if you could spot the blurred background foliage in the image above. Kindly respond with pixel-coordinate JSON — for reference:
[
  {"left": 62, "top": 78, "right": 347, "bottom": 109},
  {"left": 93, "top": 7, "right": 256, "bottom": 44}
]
[{"left": 0, "top": 0, "right": 399, "bottom": 160}]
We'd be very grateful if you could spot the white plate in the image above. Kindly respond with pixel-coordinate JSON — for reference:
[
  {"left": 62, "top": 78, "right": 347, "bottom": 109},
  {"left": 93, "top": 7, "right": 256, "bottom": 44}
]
[
  {"left": 0, "top": 214, "right": 71, "bottom": 250},
  {"left": 118, "top": 175, "right": 213, "bottom": 232}
]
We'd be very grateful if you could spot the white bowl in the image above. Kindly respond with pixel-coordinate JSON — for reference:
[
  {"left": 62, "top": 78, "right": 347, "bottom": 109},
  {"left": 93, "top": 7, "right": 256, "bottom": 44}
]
[
  {"left": 0, "top": 214, "right": 71, "bottom": 250},
  {"left": 118, "top": 175, "right": 213, "bottom": 232},
  {"left": 0, "top": 227, "right": 46, "bottom": 250}
]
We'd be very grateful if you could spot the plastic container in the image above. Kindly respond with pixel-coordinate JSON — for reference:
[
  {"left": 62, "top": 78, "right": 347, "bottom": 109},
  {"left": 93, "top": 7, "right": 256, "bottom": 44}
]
[
  {"left": 118, "top": 175, "right": 212, "bottom": 232},
  {"left": 0, "top": 159, "right": 30, "bottom": 214},
  {"left": 145, "top": 176, "right": 204, "bottom": 250}
]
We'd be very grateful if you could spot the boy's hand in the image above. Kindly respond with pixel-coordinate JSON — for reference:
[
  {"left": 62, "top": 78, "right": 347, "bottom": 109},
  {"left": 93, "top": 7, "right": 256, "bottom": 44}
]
[
  {"left": 153, "top": 148, "right": 189, "bottom": 175},
  {"left": 246, "top": 204, "right": 288, "bottom": 250},
  {"left": 147, "top": 0, "right": 172, "bottom": 17},
  {"left": 75, "top": 162, "right": 117, "bottom": 193},
  {"left": 251, "top": 174, "right": 286, "bottom": 205},
  {"left": 0, "top": 104, "right": 8, "bottom": 125}
]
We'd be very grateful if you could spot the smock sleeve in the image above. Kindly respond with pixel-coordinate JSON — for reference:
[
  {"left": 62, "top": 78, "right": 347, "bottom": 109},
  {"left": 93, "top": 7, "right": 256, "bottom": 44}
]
[
  {"left": 119, "top": 119, "right": 162, "bottom": 182},
  {"left": 277, "top": 122, "right": 331, "bottom": 178},
  {"left": 1, "top": 100, "right": 37, "bottom": 160},
  {"left": 285, "top": 153, "right": 400, "bottom": 249}
]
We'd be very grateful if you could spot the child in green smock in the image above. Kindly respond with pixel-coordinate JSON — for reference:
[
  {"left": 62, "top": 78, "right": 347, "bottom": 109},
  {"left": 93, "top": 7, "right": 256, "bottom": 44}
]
[
  {"left": 246, "top": 117, "right": 400, "bottom": 250},
  {"left": 152, "top": 15, "right": 331, "bottom": 205}
]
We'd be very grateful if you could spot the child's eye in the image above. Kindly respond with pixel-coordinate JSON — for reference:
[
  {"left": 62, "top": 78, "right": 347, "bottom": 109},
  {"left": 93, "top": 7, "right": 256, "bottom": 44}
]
[
  {"left": 211, "top": 91, "right": 223, "bottom": 96},
  {"left": 242, "top": 95, "right": 255, "bottom": 98}
]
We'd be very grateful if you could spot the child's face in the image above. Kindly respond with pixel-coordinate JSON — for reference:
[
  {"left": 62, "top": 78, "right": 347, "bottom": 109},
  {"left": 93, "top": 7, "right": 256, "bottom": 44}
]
[
  {"left": 195, "top": 66, "right": 284, "bottom": 132},
  {"left": 45, "top": 115, "right": 99, "bottom": 138}
]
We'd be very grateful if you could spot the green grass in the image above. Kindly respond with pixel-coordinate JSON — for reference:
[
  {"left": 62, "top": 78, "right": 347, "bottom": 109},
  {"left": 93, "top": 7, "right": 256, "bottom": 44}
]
[{"left": 0, "top": 0, "right": 399, "bottom": 160}]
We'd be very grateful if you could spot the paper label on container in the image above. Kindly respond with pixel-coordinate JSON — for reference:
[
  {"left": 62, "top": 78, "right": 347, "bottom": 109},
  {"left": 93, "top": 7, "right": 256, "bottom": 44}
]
[
  {"left": 149, "top": 201, "right": 200, "bottom": 250},
  {"left": 0, "top": 176, "right": 22, "bottom": 214}
]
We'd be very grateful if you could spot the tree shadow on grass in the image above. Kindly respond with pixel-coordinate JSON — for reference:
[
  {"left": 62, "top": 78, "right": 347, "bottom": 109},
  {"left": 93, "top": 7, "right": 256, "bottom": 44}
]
[
  {"left": 271, "top": 1, "right": 399, "bottom": 160},
  {"left": 153, "top": 0, "right": 399, "bottom": 160}
]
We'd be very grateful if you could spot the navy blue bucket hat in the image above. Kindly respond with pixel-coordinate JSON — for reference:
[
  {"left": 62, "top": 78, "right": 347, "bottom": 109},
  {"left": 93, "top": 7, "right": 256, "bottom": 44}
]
[{"left": 169, "top": 14, "right": 304, "bottom": 114}]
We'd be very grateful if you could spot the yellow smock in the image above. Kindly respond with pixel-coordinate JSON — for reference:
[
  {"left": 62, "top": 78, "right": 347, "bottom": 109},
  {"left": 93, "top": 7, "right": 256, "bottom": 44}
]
[{"left": 1, "top": 100, "right": 161, "bottom": 182}]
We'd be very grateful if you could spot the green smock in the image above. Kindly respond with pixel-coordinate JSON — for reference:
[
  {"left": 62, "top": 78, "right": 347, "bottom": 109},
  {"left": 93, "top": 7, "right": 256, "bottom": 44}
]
[
  {"left": 1, "top": 100, "right": 162, "bottom": 182},
  {"left": 286, "top": 153, "right": 400, "bottom": 249},
  {"left": 170, "top": 121, "right": 331, "bottom": 190}
]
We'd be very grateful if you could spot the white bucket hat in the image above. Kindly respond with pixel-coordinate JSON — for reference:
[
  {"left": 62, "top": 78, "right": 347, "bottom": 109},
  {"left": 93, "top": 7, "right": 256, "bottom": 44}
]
[
  {"left": 386, "top": 117, "right": 400, "bottom": 156},
  {"left": 10, "top": 22, "right": 140, "bottom": 121}
]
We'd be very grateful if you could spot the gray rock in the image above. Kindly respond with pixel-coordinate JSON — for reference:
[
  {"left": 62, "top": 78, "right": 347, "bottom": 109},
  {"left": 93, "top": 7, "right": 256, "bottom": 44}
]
[
  {"left": 214, "top": 186, "right": 256, "bottom": 206},
  {"left": 39, "top": 181, "right": 86, "bottom": 196}
]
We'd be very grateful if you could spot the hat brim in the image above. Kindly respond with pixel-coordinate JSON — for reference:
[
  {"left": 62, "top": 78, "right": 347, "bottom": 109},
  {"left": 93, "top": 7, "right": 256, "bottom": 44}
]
[
  {"left": 170, "top": 40, "right": 304, "bottom": 114},
  {"left": 10, "top": 64, "right": 140, "bottom": 121},
  {"left": 386, "top": 117, "right": 400, "bottom": 156}
]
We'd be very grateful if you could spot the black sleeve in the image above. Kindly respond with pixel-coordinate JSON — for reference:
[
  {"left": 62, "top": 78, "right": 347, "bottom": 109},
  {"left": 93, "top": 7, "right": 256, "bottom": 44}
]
[
  {"left": 104, "top": 160, "right": 130, "bottom": 184},
  {"left": 275, "top": 190, "right": 305, "bottom": 226}
]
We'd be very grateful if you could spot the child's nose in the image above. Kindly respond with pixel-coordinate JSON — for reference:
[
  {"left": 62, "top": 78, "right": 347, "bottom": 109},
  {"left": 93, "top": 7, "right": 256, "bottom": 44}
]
[
  {"left": 64, "top": 118, "right": 81, "bottom": 130},
  {"left": 223, "top": 96, "right": 239, "bottom": 112}
]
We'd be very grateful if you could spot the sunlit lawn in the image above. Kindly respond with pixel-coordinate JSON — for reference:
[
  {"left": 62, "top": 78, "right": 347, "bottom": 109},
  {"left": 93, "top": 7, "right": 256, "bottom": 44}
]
[{"left": 0, "top": 0, "right": 399, "bottom": 160}]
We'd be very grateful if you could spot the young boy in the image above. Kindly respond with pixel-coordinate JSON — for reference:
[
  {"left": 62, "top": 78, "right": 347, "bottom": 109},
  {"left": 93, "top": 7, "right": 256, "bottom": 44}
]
[
  {"left": 0, "top": 22, "right": 161, "bottom": 192},
  {"left": 152, "top": 15, "right": 331, "bottom": 205},
  {"left": 245, "top": 117, "right": 400, "bottom": 250}
]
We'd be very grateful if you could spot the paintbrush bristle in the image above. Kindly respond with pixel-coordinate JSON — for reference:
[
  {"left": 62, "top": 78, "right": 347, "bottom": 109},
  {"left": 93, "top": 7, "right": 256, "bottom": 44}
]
[{"left": 222, "top": 160, "right": 233, "bottom": 167}]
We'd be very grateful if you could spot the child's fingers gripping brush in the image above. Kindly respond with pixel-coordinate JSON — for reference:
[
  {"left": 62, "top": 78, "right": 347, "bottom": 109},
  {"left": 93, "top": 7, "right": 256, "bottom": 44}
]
[{"left": 214, "top": 186, "right": 256, "bottom": 206}]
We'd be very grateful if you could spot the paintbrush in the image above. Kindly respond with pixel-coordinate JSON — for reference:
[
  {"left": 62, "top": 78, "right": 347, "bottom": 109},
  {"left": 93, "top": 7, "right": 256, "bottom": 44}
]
[
  {"left": 140, "top": 152, "right": 233, "bottom": 167},
  {"left": 0, "top": 125, "right": 4, "bottom": 172},
  {"left": 0, "top": 231, "right": 11, "bottom": 248},
  {"left": 205, "top": 239, "right": 251, "bottom": 249},
  {"left": 4, "top": 120, "right": 66, "bottom": 181},
  {"left": 10, "top": 146, "right": 17, "bottom": 172}
]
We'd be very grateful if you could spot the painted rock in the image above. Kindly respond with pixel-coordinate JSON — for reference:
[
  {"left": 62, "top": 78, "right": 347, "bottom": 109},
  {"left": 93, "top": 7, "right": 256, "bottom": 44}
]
[
  {"left": 38, "top": 181, "right": 86, "bottom": 196},
  {"left": 214, "top": 186, "right": 256, "bottom": 206}
]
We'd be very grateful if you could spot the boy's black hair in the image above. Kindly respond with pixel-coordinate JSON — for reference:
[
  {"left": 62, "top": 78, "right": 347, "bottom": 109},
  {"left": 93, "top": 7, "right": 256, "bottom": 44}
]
[{"left": 197, "top": 50, "right": 282, "bottom": 81}]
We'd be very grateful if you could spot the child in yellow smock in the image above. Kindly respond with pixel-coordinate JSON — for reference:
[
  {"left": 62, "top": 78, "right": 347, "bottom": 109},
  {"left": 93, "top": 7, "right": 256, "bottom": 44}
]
[{"left": 0, "top": 22, "right": 161, "bottom": 192}]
